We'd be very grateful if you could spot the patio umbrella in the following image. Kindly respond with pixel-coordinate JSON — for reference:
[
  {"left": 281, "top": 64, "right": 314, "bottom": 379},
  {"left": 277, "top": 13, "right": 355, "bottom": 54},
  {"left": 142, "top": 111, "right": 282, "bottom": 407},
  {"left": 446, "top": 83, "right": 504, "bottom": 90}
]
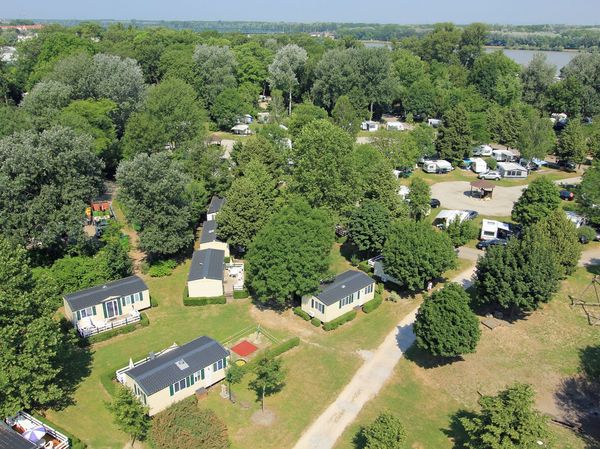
[{"left": 22, "top": 425, "right": 46, "bottom": 443}]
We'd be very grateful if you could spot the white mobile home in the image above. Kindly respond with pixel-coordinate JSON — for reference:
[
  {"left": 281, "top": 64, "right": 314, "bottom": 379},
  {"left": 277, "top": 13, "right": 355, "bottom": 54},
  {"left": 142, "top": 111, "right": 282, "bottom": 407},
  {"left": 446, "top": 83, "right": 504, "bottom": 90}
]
[
  {"left": 433, "top": 210, "right": 470, "bottom": 229},
  {"left": 301, "top": 270, "right": 375, "bottom": 323},
  {"left": 360, "top": 121, "right": 379, "bottom": 132},
  {"left": 497, "top": 162, "right": 528, "bottom": 179},
  {"left": 423, "top": 160, "right": 453, "bottom": 174},
  {"left": 492, "top": 149, "right": 518, "bottom": 162},
  {"left": 119, "top": 336, "right": 229, "bottom": 416},
  {"left": 386, "top": 121, "right": 405, "bottom": 131},
  {"left": 480, "top": 219, "right": 512, "bottom": 240},
  {"left": 470, "top": 158, "right": 488, "bottom": 174},
  {"left": 206, "top": 196, "right": 225, "bottom": 221},
  {"left": 199, "top": 220, "right": 230, "bottom": 257}
]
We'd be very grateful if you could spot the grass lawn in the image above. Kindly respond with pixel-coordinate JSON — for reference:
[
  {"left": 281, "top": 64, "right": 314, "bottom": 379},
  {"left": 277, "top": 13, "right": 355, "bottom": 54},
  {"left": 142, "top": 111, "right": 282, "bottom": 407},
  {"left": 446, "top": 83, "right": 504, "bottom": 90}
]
[{"left": 334, "top": 266, "right": 600, "bottom": 449}]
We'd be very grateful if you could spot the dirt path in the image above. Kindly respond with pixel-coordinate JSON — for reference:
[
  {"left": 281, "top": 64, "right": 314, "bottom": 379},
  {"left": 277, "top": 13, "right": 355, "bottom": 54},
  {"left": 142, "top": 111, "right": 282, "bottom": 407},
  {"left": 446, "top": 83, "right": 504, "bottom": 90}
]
[
  {"left": 292, "top": 265, "right": 477, "bottom": 449},
  {"left": 579, "top": 244, "right": 600, "bottom": 267}
]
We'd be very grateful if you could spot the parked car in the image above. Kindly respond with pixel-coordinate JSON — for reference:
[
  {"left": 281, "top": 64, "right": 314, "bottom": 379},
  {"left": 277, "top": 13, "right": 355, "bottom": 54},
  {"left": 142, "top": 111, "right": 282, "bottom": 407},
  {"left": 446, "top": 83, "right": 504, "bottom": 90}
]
[
  {"left": 466, "top": 210, "right": 479, "bottom": 220},
  {"left": 430, "top": 198, "right": 441, "bottom": 208},
  {"left": 548, "top": 160, "right": 577, "bottom": 172},
  {"left": 476, "top": 238, "right": 507, "bottom": 250},
  {"left": 478, "top": 170, "right": 501, "bottom": 180},
  {"left": 559, "top": 190, "right": 575, "bottom": 201}
]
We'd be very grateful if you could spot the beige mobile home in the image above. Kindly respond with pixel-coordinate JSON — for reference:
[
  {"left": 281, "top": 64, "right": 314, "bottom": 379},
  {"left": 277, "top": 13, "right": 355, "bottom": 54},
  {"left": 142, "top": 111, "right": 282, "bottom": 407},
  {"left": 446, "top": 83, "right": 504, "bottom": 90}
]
[
  {"left": 206, "top": 196, "right": 226, "bottom": 221},
  {"left": 200, "top": 220, "right": 230, "bottom": 257},
  {"left": 120, "top": 336, "right": 229, "bottom": 415},
  {"left": 63, "top": 276, "right": 150, "bottom": 338},
  {"left": 187, "top": 248, "right": 225, "bottom": 298},
  {"left": 301, "top": 270, "right": 375, "bottom": 323}
]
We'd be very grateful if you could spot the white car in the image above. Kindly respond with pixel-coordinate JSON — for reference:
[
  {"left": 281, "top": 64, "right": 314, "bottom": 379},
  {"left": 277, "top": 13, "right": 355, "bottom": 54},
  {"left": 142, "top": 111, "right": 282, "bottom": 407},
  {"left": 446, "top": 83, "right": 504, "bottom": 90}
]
[{"left": 478, "top": 170, "right": 501, "bottom": 180}]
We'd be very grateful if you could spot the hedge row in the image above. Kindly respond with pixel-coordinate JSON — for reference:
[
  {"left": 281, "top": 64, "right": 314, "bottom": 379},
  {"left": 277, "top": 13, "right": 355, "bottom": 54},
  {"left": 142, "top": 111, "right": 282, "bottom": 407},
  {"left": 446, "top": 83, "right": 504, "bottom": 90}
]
[
  {"left": 239, "top": 337, "right": 301, "bottom": 374},
  {"left": 293, "top": 306, "right": 310, "bottom": 321},
  {"left": 362, "top": 294, "right": 383, "bottom": 314},
  {"left": 323, "top": 310, "right": 357, "bottom": 331},
  {"left": 87, "top": 313, "right": 150, "bottom": 344},
  {"left": 311, "top": 317, "right": 321, "bottom": 327},
  {"left": 233, "top": 289, "right": 250, "bottom": 299},
  {"left": 33, "top": 413, "right": 86, "bottom": 449},
  {"left": 184, "top": 296, "right": 227, "bottom": 306},
  {"left": 358, "top": 261, "right": 373, "bottom": 274}
]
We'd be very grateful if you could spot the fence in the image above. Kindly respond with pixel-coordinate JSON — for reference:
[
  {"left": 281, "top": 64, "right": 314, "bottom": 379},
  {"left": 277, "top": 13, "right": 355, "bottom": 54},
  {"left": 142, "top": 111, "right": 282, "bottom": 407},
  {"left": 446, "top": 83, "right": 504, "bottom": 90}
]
[
  {"left": 78, "top": 313, "right": 141, "bottom": 338},
  {"left": 221, "top": 324, "right": 279, "bottom": 347},
  {"left": 7, "top": 411, "right": 69, "bottom": 449}
]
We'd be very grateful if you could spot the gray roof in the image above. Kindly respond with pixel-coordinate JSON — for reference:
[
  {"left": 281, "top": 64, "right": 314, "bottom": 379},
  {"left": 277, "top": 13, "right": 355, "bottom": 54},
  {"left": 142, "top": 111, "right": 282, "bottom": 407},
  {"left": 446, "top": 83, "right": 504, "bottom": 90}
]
[
  {"left": 316, "top": 270, "right": 374, "bottom": 306},
  {"left": 64, "top": 275, "right": 148, "bottom": 311},
  {"left": 126, "top": 336, "right": 229, "bottom": 395},
  {"left": 200, "top": 220, "right": 218, "bottom": 244},
  {"left": 188, "top": 249, "right": 224, "bottom": 282},
  {"left": 207, "top": 196, "right": 225, "bottom": 215},
  {"left": 0, "top": 422, "right": 37, "bottom": 449}
]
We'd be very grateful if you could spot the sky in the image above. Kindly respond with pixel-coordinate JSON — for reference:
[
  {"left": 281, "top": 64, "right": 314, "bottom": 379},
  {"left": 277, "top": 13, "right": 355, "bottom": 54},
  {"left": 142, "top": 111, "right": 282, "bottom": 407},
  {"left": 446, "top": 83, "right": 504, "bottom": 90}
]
[{"left": 2, "top": 0, "right": 599, "bottom": 25}]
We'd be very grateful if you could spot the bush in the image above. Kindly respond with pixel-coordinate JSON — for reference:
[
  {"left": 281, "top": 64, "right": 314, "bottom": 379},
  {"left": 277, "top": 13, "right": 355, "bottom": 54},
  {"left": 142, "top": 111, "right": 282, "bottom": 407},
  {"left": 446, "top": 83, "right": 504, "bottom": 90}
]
[
  {"left": 266, "top": 337, "right": 300, "bottom": 358},
  {"left": 485, "top": 157, "right": 497, "bottom": 170},
  {"left": 293, "top": 307, "right": 310, "bottom": 321},
  {"left": 311, "top": 317, "right": 322, "bottom": 327},
  {"left": 150, "top": 296, "right": 159, "bottom": 307},
  {"left": 32, "top": 413, "right": 86, "bottom": 449},
  {"left": 323, "top": 310, "right": 357, "bottom": 331},
  {"left": 224, "top": 256, "right": 231, "bottom": 263},
  {"left": 577, "top": 225, "right": 597, "bottom": 243},
  {"left": 147, "top": 259, "right": 177, "bottom": 277},
  {"left": 445, "top": 219, "right": 478, "bottom": 247},
  {"left": 233, "top": 289, "right": 249, "bottom": 299},
  {"left": 363, "top": 292, "right": 383, "bottom": 314},
  {"left": 100, "top": 370, "right": 118, "bottom": 397},
  {"left": 86, "top": 313, "right": 150, "bottom": 344},
  {"left": 358, "top": 261, "right": 373, "bottom": 274},
  {"left": 184, "top": 296, "right": 227, "bottom": 306}
]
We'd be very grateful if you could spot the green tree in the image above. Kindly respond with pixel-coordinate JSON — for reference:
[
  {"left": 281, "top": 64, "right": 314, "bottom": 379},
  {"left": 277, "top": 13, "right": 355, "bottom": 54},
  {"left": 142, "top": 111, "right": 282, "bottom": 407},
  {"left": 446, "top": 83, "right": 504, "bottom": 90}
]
[
  {"left": 231, "top": 134, "right": 286, "bottom": 178},
  {"left": 0, "top": 126, "right": 103, "bottom": 253},
  {"left": 445, "top": 219, "right": 478, "bottom": 247},
  {"left": 158, "top": 43, "right": 196, "bottom": 86},
  {"left": 123, "top": 78, "right": 205, "bottom": 157},
  {"left": 117, "top": 153, "right": 194, "bottom": 258},
  {"left": 521, "top": 53, "right": 556, "bottom": 109},
  {"left": 20, "top": 80, "right": 73, "bottom": 130},
  {"left": 348, "top": 200, "right": 392, "bottom": 255},
  {"left": 517, "top": 108, "right": 555, "bottom": 162},
  {"left": 557, "top": 120, "right": 588, "bottom": 166},
  {"left": 360, "top": 412, "right": 407, "bottom": 449},
  {"left": 535, "top": 209, "right": 581, "bottom": 277},
  {"left": 246, "top": 198, "right": 333, "bottom": 306},
  {"left": 210, "top": 87, "right": 251, "bottom": 131},
  {"left": 250, "top": 356, "right": 286, "bottom": 412},
  {"left": 287, "top": 102, "right": 328, "bottom": 137},
  {"left": 268, "top": 44, "right": 308, "bottom": 115},
  {"left": 107, "top": 386, "right": 150, "bottom": 445},
  {"left": 291, "top": 119, "right": 358, "bottom": 215},
  {"left": 0, "top": 105, "right": 32, "bottom": 138},
  {"left": 458, "top": 23, "right": 488, "bottom": 68},
  {"left": 414, "top": 283, "right": 481, "bottom": 357},
  {"left": 217, "top": 161, "right": 277, "bottom": 250},
  {"left": 418, "top": 23, "right": 461, "bottom": 64},
  {"left": 469, "top": 51, "right": 522, "bottom": 105},
  {"left": 225, "top": 363, "right": 245, "bottom": 402},
  {"left": 460, "top": 383, "right": 552, "bottom": 449},
  {"left": 403, "top": 77, "right": 437, "bottom": 118},
  {"left": 407, "top": 178, "right": 431, "bottom": 221},
  {"left": 371, "top": 130, "right": 421, "bottom": 170},
  {"left": 511, "top": 176, "right": 560, "bottom": 226},
  {"left": 192, "top": 44, "right": 237, "bottom": 107},
  {"left": 311, "top": 49, "right": 358, "bottom": 111},
  {"left": 234, "top": 41, "right": 274, "bottom": 91},
  {"left": 331, "top": 95, "right": 361, "bottom": 136},
  {"left": 355, "top": 47, "right": 395, "bottom": 119},
  {"left": 436, "top": 103, "right": 472, "bottom": 162},
  {"left": 383, "top": 220, "right": 457, "bottom": 291},
  {"left": 579, "top": 161, "right": 600, "bottom": 226},
  {"left": 150, "top": 398, "right": 229, "bottom": 449},
  {"left": 547, "top": 76, "right": 584, "bottom": 118}
]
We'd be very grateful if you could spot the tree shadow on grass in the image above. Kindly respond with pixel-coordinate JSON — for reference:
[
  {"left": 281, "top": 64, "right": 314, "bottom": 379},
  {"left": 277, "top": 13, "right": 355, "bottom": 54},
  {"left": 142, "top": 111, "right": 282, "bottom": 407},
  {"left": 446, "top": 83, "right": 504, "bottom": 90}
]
[
  {"left": 403, "top": 344, "right": 464, "bottom": 369},
  {"left": 585, "top": 262, "right": 600, "bottom": 276},
  {"left": 442, "top": 409, "right": 476, "bottom": 449},
  {"left": 351, "top": 426, "right": 366, "bottom": 449}
]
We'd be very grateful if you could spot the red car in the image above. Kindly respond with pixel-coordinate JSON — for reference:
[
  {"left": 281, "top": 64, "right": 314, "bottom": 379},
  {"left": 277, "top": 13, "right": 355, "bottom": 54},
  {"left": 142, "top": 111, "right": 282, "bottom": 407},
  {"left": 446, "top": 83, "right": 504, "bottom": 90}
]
[{"left": 559, "top": 190, "right": 574, "bottom": 201}]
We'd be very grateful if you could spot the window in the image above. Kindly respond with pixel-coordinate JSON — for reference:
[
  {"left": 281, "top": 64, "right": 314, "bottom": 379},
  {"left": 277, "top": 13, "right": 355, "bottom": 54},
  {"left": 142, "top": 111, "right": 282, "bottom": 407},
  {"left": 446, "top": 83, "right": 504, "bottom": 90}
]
[
  {"left": 213, "top": 359, "right": 224, "bottom": 371},
  {"left": 171, "top": 376, "right": 194, "bottom": 396},
  {"left": 339, "top": 294, "right": 354, "bottom": 308},
  {"left": 194, "top": 369, "right": 205, "bottom": 382},
  {"left": 133, "top": 292, "right": 141, "bottom": 303},
  {"left": 313, "top": 300, "right": 324, "bottom": 314},
  {"left": 78, "top": 306, "right": 95, "bottom": 320},
  {"left": 364, "top": 284, "right": 374, "bottom": 295}
]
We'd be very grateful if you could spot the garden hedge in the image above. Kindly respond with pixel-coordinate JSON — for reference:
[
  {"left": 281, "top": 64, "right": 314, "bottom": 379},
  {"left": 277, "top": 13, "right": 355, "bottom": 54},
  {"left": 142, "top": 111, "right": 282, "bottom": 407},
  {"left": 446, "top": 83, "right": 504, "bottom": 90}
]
[
  {"left": 239, "top": 336, "right": 301, "bottom": 374},
  {"left": 293, "top": 306, "right": 310, "bottom": 321},
  {"left": 362, "top": 295, "right": 383, "bottom": 313},
  {"left": 323, "top": 310, "right": 357, "bottom": 331},
  {"left": 87, "top": 312, "right": 149, "bottom": 344},
  {"left": 233, "top": 289, "right": 250, "bottom": 299},
  {"left": 311, "top": 317, "right": 322, "bottom": 327},
  {"left": 183, "top": 296, "right": 227, "bottom": 306}
]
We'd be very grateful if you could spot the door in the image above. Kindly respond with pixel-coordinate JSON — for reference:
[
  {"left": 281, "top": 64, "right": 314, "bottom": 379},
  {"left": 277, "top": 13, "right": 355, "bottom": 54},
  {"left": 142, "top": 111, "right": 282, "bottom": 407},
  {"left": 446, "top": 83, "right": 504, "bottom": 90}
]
[{"left": 105, "top": 299, "right": 119, "bottom": 319}]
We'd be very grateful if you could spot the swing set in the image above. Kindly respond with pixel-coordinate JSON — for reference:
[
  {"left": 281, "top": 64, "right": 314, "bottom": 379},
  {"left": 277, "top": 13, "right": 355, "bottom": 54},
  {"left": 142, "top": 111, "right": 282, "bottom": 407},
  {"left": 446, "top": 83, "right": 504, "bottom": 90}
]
[{"left": 569, "top": 275, "right": 600, "bottom": 325}]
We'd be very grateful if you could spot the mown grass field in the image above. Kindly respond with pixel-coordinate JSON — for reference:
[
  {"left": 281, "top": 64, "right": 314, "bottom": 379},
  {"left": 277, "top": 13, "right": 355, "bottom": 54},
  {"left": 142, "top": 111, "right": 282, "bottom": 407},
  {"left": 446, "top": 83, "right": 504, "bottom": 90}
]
[{"left": 334, "top": 265, "right": 600, "bottom": 449}]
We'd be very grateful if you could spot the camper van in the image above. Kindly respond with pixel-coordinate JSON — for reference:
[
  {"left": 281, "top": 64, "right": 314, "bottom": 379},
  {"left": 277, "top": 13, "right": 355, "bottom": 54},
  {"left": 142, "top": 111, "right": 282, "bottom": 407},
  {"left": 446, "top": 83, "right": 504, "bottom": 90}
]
[
  {"left": 423, "top": 160, "right": 453, "bottom": 174},
  {"left": 361, "top": 121, "right": 379, "bottom": 132},
  {"left": 492, "top": 149, "right": 518, "bottom": 162},
  {"left": 473, "top": 144, "right": 493, "bottom": 157},
  {"left": 470, "top": 158, "right": 488, "bottom": 174}
]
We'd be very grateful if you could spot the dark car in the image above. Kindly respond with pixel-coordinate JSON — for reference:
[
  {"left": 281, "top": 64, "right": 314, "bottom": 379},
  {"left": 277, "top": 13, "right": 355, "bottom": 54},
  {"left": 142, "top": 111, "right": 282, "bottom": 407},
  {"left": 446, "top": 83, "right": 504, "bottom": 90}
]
[
  {"left": 466, "top": 210, "right": 479, "bottom": 220},
  {"left": 476, "top": 239, "right": 507, "bottom": 250},
  {"left": 559, "top": 190, "right": 575, "bottom": 201},
  {"left": 430, "top": 198, "right": 441, "bottom": 208}
]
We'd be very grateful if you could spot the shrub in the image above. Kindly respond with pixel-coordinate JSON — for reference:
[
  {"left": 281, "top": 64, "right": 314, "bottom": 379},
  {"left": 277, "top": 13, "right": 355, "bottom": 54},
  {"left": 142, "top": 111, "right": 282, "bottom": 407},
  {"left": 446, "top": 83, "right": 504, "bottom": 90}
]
[
  {"left": 578, "top": 225, "right": 597, "bottom": 243},
  {"left": 323, "top": 310, "right": 357, "bottom": 331},
  {"left": 150, "top": 296, "right": 159, "bottom": 307},
  {"left": 293, "top": 307, "right": 310, "bottom": 321},
  {"left": 363, "top": 293, "right": 383, "bottom": 314},
  {"left": 147, "top": 259, "right": 177, "bottom": 277},
  {"left": 266, "top": 337, "right": 300, "bottom": 358},
  {"left": 485, "top": 157, "right": 497, "bottom": 170},
  {"left": 100, "top": 370, "right": 118, "bottom": 397},
  {"left": 358, "top": 261, "right": 373, "bottom": 274},
  {"left": 311, "top": 317, "right": 322, "bottom": 327},
  {"left": 87, "top": 313, "right": 150, "bottom": 344},
  {"left": 184, "top": 296, "right": 227, "bottom": 306},
  {"left": 224, "top": 256, "right": 231, "bottom": 263},
  {"left": 350, "top": 254, "right": 360, "bottom": 266},
  {"left": 32, "top": 413, "right": 86, "bottom": 449},
  {"left": 445, "top": 219, "right": 479, "bottom": 247},
  {"left": 233, "top": 289, "right": 249, "bottom": 299}
]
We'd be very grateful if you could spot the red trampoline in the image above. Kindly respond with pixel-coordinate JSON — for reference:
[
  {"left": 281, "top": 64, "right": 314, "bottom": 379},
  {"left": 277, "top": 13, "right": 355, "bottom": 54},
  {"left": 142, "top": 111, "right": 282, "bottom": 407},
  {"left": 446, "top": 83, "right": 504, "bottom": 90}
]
[{"left": 231, "top": 340, "right": 258, "bottom": 357}]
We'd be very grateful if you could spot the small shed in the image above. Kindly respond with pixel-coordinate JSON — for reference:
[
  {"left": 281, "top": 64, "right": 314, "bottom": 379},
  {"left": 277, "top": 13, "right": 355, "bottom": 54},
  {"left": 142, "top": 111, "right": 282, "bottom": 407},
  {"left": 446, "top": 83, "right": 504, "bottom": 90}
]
[{"left": 470, "top": 179, "right": 495, "bottom": 199}]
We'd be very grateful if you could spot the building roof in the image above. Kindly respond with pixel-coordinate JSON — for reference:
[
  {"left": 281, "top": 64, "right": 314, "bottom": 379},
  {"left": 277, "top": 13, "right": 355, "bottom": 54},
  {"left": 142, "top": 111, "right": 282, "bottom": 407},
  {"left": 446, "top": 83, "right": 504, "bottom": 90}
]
[
  {"left": 64, "top": 275, "right": 148, "bottom": 311},
  {"left": 497, "top": 162, "right": 527, "bottom": 171},
  {"left": 316, "top": 270, "right": 374, "bottom": 306},
  {"left": 200, "top": 220, "right": 218, "bottom": 244},
  {"left": 207, "top": 196, "right": 226, "bottom": 215},
  {"left": 0, "top": 421, "right": 37, "bottom": 449},
  {"left": 481, "top": 219, "right": 510, "bottom": 232},
  {"left": 231, "top": 124, "right": 249, "bottom": 131},
  {"left": 188, "top": 249, "right": 224, "bottom": 282},
  {"left": 125, "top": 336, "right": 229, "bottom": 395}
]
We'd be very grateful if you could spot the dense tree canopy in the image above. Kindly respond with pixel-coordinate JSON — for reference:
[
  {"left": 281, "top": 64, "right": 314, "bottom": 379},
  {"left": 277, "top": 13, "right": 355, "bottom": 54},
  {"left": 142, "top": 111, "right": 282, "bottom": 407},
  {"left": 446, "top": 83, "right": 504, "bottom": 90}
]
[
  {"left": 511, "top": 176, "right": 560, "bottom": 226},
  {"left": 360, "top": 412, "right": 407, "bottom": 449},
  {"left": 348, "top": 200, "right": 392, "bottom": 255}
]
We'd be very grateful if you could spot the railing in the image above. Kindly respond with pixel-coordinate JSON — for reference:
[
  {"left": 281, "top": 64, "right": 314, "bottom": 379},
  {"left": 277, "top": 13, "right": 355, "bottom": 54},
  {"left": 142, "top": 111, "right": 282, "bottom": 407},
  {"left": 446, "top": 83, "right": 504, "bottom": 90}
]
[
  {"left": 7, "top": 411, "right": 69, "bottom": 449},
  {"left": 78, "top": 313, "right": 141, "bottom": 338},
  {"left": 115, "top": 343, "right": 179, "bottom": 384}
]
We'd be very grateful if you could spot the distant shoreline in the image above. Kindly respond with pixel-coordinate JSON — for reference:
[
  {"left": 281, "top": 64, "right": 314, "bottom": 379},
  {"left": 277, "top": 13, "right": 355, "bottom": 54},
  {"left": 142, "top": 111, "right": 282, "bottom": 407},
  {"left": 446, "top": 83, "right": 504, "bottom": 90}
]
[{"left": 362, "top": 40, "right": 584, "bottom": 53}]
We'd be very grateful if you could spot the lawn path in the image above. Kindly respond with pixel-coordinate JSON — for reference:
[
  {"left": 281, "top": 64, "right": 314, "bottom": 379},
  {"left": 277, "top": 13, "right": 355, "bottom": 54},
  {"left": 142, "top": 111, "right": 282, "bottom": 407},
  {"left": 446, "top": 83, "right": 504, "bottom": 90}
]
[{"left": 292, "top": 265, "right": 477, "bottom": 449}]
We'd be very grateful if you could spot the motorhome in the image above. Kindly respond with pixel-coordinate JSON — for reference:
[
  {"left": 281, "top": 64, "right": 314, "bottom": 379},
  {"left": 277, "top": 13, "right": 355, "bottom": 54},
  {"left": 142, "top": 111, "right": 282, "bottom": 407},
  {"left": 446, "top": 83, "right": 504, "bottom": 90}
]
[
  {"left": 423, "top": 160, "right": 453, "bottom": 174},
  {"left": 470, "top": 158, "right": 488, "bottom": 174}
]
